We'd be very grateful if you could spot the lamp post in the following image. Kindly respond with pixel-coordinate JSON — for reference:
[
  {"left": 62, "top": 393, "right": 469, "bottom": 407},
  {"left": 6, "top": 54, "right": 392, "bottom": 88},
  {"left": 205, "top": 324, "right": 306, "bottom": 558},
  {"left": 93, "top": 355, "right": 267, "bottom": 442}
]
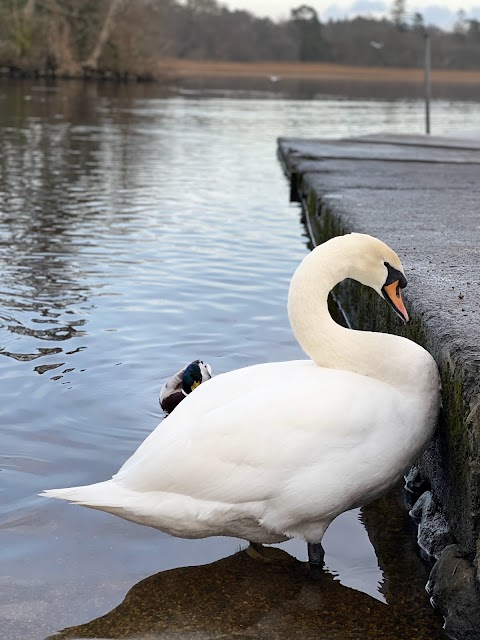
[
  {"left": 370, "top": 27, "right": 431, "bottom": 134},
  {"left": 424, "top": 30, "right": 431, "bottom": 134}
]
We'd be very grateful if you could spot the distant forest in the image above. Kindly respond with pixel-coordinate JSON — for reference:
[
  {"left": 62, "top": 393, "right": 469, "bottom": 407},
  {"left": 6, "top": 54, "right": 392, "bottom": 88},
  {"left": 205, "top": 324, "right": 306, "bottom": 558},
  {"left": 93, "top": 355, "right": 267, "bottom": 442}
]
[{"left": 1, "top": 0, "right": 480, "bottom": 79}]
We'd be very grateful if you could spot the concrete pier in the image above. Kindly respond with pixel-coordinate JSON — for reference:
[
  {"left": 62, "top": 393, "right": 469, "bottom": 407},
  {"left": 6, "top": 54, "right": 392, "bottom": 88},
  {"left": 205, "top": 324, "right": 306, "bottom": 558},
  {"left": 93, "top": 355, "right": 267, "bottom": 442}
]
[{"left": 278, "top": 133, "right": 480, "bottom": 639}]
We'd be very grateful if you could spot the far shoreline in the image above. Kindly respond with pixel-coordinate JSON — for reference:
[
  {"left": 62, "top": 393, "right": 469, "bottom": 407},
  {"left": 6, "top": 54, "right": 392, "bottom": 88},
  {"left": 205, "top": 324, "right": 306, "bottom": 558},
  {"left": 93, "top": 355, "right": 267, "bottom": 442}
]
[
  {"left": 163, "top": 59, "right": 480, "bottom": 86},
  {"left": 2, "top": 59, "right": 480, "bottom": 86}
]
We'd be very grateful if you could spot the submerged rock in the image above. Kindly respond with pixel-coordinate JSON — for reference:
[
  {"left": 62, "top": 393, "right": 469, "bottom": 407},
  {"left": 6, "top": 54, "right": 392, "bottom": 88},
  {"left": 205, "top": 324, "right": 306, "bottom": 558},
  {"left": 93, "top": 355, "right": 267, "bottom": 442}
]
[
  {"left": 410, "top": 491, "right": 454, "bottom": 559},
  {"left": 428, "top": 545, "right": 480, "bottom": 640},
  {"left": 404, "top": 466, "right": 430, "bottom": 495}
]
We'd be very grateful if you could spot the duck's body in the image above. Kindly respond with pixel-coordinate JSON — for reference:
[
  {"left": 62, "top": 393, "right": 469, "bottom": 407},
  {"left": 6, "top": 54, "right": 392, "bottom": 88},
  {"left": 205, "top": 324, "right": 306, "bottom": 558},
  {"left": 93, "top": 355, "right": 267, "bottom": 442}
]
[
  {"left": 42, "top": 234, "right": 441, "bottom": 552},
  {"left": 159, "top": 360, "right": 212, "bottom": 413}
]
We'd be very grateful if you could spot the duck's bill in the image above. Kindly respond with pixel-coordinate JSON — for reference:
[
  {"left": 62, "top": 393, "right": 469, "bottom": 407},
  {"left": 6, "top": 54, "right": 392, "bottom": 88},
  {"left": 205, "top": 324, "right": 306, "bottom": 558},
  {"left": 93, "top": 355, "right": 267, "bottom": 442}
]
[{"left": 382, "top": 280, "right": 409, "bottom": 322}]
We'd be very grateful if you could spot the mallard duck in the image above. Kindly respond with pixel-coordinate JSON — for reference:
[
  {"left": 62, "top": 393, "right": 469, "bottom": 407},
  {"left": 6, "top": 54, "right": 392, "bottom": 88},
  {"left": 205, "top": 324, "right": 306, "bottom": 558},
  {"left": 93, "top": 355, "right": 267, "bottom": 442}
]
[
  {"left": 42, "top": 234, "right": 440, "bottom": 569},
  {"left": 159, "top": 360, "right": 212, "bottom": 414}
]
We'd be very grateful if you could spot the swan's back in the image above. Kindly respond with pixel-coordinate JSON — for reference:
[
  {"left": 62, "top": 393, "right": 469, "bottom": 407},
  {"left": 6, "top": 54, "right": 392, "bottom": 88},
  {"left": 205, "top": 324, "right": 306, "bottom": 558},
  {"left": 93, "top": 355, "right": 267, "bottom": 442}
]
[{"left": 114, "top": 360, "right": 431, "bottom": 514}]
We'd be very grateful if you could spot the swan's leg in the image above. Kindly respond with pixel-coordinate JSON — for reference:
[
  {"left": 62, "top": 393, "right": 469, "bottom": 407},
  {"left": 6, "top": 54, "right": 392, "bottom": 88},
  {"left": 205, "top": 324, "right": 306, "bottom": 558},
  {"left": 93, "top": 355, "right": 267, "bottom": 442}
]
[
  {"left": 307, "top": 542, "right": 325, "bottom": 576},
  {"left": 246, "top": 541, "right": 266, "bottom": 560}
]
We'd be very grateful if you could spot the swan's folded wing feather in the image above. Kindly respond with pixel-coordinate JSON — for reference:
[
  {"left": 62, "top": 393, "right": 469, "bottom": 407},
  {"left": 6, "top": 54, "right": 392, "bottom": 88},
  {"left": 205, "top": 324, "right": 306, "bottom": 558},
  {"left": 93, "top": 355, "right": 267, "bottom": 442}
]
[{"left": 114, "top": 364, "right": 395, "bottom": 506}]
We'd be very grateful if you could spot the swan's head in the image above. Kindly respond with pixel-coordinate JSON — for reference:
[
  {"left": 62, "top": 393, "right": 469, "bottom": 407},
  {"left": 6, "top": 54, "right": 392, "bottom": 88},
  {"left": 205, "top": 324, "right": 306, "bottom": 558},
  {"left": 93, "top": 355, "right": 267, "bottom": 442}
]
[
  {"left": 182, "top": 360, "right": 212, "bottom": 394},
  {"left": 345, "top": 233, "right": 409, "bottom": 322}
]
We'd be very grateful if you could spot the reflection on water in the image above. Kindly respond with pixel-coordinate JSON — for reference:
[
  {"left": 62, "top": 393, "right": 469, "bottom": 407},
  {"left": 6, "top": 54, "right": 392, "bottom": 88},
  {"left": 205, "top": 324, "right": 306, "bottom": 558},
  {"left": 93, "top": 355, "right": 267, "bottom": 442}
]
[
  {"left": 48, "top": 552, "right": 439, "bottom": 640},
  {"left": 46, "top": 491, "right": 445, "bottom": 640},
  {"left": 0, "top": 77, "right": 473, "bottom": 639},
  {"left": 179, "top": 74, "right": 480, "bottom": 102}
]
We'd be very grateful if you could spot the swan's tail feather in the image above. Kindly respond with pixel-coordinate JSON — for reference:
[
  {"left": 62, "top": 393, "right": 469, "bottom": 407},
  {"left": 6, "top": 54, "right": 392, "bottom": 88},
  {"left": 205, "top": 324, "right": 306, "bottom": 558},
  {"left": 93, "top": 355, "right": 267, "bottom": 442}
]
[
  {"left": 40, "top": 480, "right": 130, "bottom": 509},
  {"left": 40, "top": 481, "right": 228, "bottom": 537},
  {"left": 41, "top": 482, "right": 271, "bottom": 541}
]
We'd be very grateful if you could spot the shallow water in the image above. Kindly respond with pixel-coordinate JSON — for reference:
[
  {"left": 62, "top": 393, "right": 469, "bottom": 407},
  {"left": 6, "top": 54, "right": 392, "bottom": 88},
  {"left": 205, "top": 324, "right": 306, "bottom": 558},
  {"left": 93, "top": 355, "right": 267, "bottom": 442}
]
[{"left": 1, "top": 77, "right": 475, "bottom": 639}]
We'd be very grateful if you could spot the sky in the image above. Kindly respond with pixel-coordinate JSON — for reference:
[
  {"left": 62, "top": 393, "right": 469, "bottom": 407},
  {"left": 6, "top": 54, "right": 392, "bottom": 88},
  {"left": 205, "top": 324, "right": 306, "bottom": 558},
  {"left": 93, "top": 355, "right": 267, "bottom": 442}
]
[{"left": 221, "top": 1, "right": 480, "bottom": 30}]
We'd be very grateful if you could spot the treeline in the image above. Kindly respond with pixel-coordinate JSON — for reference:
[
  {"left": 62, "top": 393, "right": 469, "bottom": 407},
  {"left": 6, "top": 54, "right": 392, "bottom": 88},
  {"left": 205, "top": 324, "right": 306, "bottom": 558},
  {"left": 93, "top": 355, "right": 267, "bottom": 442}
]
[{"left": 1, "top": 0, "right": 480, "bottom": 80}]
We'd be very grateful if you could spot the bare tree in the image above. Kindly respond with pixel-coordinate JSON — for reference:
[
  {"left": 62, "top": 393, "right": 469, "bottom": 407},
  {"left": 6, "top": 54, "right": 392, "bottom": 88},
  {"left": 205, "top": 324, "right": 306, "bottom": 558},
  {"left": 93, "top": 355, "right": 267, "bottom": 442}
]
[
  {"left": 290, "top": 5, "right": 329, "bottom": 61},
  {"left": 390, "top": 0, "right": 407, "bottom": 30},
  {"left": 454, "top": 9, "right": 469, "bottom": 40},
  {"left": 82, "top": 0, "right": 123, "bottom": 69},
  {"left": 412, "top": 12, "right": 425, "bottom": 33},
  {"left": 23, "top": 0, "right": 35, "bottom": 19}
]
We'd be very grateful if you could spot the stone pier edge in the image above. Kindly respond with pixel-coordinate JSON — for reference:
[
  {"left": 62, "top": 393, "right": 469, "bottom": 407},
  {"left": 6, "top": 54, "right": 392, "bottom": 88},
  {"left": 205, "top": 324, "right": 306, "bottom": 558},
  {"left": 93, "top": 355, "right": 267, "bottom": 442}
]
[{"left": 277, "top": 144, "right": 480, "bottom": 639}]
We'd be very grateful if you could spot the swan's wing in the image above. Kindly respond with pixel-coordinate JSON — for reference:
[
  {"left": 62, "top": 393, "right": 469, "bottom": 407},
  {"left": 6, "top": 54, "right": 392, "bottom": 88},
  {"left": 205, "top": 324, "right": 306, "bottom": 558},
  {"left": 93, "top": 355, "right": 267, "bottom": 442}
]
[{"left": 115, "top": 362, "right": 399, "bottom": 506}]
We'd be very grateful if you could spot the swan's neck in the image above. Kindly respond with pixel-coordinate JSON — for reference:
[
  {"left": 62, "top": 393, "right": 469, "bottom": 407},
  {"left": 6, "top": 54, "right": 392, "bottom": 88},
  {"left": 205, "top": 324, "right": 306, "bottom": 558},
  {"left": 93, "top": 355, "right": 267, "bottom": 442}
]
[{"left": 288, "top": 246, "right": 427, "bottom": 393}]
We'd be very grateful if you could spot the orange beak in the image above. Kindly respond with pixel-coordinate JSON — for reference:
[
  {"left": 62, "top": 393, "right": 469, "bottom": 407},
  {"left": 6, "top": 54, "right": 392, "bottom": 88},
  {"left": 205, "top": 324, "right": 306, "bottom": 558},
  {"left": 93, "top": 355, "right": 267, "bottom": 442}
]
[{"left": 383, "top": 280, "right": 409, "bottom": 322}]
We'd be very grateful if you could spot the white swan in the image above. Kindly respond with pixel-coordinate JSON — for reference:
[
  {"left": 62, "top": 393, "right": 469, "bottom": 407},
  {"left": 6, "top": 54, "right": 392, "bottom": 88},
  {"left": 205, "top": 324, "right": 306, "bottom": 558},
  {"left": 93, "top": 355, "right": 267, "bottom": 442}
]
[{"left": 42, "top": 233, "right": 440, "bottom": 566}]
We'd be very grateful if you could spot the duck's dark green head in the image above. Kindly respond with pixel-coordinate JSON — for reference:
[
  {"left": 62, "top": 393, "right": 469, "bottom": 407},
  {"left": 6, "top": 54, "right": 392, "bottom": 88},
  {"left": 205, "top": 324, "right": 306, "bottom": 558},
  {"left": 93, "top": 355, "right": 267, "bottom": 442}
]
[{"left": 182, "top": 362, "right": 203, "bottom": 395}]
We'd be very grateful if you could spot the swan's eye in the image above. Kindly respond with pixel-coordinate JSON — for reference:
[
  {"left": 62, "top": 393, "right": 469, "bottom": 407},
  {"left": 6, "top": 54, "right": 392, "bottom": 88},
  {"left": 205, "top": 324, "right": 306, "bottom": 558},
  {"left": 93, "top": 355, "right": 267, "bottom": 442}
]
[{"left": 384, "top": 261, "right": 407, "bottom": 289}]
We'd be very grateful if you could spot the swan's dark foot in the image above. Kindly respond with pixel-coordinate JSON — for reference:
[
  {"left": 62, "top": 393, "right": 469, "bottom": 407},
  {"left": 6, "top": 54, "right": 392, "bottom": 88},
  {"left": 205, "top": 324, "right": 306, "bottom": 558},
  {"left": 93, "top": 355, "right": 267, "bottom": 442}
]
[
  {"left": 307, "top": 542, "right": 325, "bottom": 578},
  {"left": 245, "top": 542, "right": 294, "bottom": 563}
]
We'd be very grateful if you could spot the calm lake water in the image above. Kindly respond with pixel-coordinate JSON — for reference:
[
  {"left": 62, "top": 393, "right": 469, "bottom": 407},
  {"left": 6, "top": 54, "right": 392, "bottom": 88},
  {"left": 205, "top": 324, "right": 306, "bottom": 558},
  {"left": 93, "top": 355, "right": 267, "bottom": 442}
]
[{"left": 2, "top": 77, "right": 477, "bottom": 639}]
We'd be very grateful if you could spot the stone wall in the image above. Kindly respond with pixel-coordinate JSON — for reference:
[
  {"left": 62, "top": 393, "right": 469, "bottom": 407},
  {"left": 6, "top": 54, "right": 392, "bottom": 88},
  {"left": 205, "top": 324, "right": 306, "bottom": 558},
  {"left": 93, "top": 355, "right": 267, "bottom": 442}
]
[{"left": 278, "top": 135, "right": 480, "bottom": 639}]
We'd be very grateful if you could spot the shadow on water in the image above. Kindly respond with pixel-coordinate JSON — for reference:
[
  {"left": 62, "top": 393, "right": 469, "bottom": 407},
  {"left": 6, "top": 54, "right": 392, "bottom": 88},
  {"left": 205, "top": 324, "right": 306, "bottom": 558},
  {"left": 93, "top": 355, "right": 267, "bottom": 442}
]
[{"left": 46, "top": 554, "right": 431, "bottom": 640}]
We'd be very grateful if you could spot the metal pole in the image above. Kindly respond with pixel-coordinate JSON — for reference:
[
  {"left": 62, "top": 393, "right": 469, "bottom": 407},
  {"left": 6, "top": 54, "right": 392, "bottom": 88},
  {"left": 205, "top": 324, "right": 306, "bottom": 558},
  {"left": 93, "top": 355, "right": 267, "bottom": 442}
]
[{"left": 424, "top": 31, "right": 431, "bottom": 134}]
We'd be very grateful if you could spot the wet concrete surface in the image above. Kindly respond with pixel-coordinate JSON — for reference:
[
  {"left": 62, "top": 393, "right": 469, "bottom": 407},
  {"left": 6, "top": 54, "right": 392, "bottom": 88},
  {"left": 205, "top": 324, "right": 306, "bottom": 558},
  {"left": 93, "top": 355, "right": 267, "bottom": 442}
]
[{"left": 278, "top": 133, "right": 480, "bottom": 638}]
